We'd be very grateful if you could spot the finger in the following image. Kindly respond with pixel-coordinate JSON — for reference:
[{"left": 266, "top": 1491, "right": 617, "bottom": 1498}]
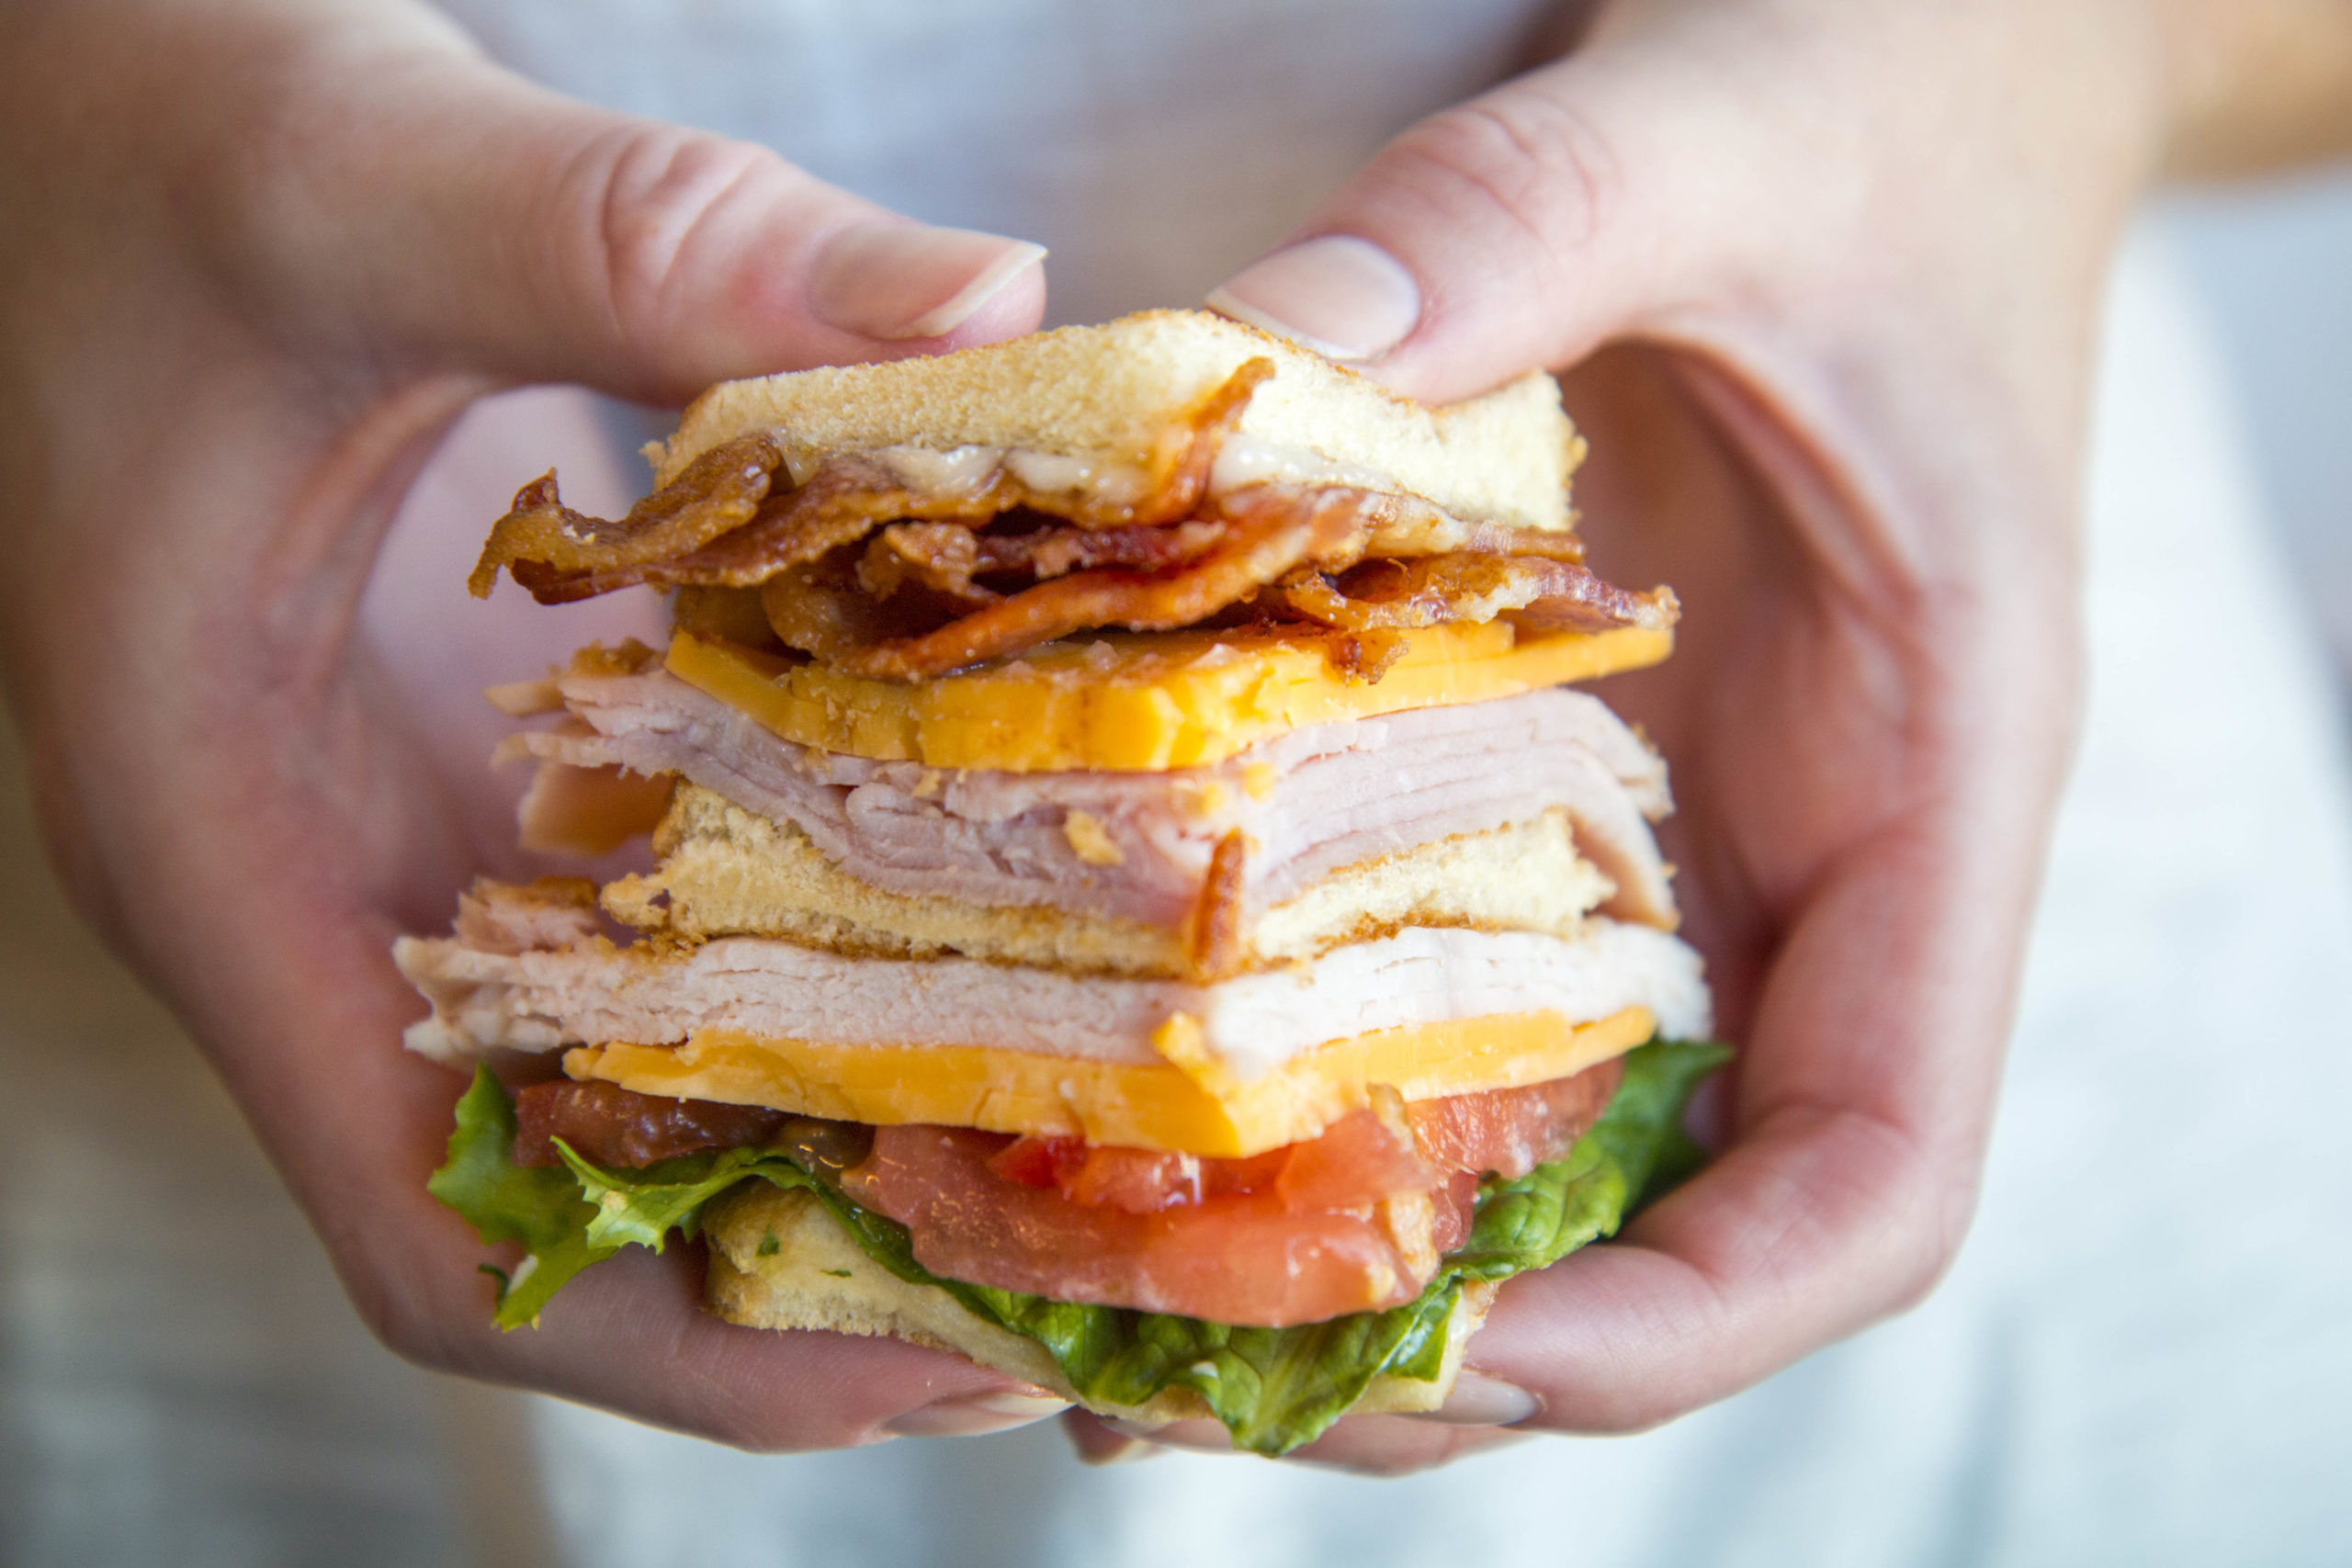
[
  {"left": 211, "top": 16, "right": 1045, "bottom": 401},
  {"left": 275, "top": 928, "right": 1060, "bottom": 1446},
  {"left": 1057, "top": 1409, "right": 1163, "bottom": 1466},
  {"left": 1108, "top": 1414, "right": 1528, "bottom": 1475},
  {"left": 404, "top": 1240, "right": 1069, "bottom": 1449},
  {"left": 1204, "top": 34, "right": 1772, "bottom": 404}
]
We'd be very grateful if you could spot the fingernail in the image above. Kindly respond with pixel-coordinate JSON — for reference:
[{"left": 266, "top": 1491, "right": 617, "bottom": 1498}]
[
  {"left": 881, "top": 1390, "right": 1070, "bottom": 1438},
  {"left": 1405, "top": 1371, "right": 1540, "bottom": 1427},
  {"left": 1205, "top": 235, "right": 1421, "bottom": 362},
  {"left": 810, "top": 223, "right": 1048, "bottom": 341}
]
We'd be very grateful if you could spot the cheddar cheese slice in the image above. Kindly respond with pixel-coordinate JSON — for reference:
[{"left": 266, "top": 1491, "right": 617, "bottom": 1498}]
[
  {"left": 562, "top": 1004, "right": 1653, "bottom": 1157},
  {"left": 664, "top": 620, "right": 1671, "bottom": 773}
]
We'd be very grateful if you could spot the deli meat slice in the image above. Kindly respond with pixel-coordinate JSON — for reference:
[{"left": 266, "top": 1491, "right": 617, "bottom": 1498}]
[
  {"left": 394, "top": 879, "right": 1713, "bottom": 1078},
  {"left": 510, "top": 661, "right": 1678, "bottom": 929}
]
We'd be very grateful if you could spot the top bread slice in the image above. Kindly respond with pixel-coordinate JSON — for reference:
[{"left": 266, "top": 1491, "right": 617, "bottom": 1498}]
[{"left": 650, "top": 310, "right": 1583, "bottom": 533}]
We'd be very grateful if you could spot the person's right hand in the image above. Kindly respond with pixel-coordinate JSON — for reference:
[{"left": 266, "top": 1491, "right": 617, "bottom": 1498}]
[
  {"left": 0, "top": 0, "right": 1071, "bottom": 1447},
  {"left": 1088, "top": 0, "right": 2135, "bottom": 1472},
  {"left": 1090, "top": 0, "right": 2352, "bottom": 1476}
]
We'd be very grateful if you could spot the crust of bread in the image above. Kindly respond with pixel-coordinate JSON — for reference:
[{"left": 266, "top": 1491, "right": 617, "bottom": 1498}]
[
  {"left": 602, "top": 784, "right": 1610, "bottom": 978},
  {"left": 704, "top": 1183, "right": 1494, "bottom": 1427},
  {"left": 653, "top": 310, "right": 1579, "bottom": 534}
]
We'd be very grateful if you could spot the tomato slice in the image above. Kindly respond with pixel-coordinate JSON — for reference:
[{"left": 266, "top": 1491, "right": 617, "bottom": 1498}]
[
  {"left": 1407, "top": 1057, "right": 1624, "bottom": 1179},
  {"left": 841, "top": 1059, "right": 1626, "bottom": 1325},
  {"left": 986, "top": 1134, "right": 1086, "bottom": 1190},
  {"left": 848, "top": 1125, "right": 1431, "bottom": 1326},
  {"left": 1272, "top": 1098, "right": 1437, "bottom": 1213}
]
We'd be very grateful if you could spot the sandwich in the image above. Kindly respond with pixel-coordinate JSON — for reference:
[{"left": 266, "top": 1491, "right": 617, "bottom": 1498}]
[{"left": 396, "top": 310, "right": 1727, "bottom": 1456}]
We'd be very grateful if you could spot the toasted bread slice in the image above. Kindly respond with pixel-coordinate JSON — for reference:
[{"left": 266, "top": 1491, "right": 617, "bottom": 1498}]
[
  {"left": 603, "top": 784, "right": 1610, "bottom": 979},
  {"left": 652, "top": 310, "right": 1581, "bottom": 534},
  {"left": 703, "top": 1184, "right": 1493, "bottom": 1427}
]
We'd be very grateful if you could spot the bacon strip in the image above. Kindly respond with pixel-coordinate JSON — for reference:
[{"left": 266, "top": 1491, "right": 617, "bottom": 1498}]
[
  {"left": 634, "top": 459, "right": 1020, "bottom": 596},
  {"left": 511, "top": 457, "right": 1010, "bottom": 604},
  {"left": 477, "top": 360, "right": 1277, "bottom": 604},
  {"left": 1126, "top": 356, "right": 1275, "bottom": 525},
  {"left": 1266, "top": 554, "right": 1679, "bottom": 635},
  {"left": 981, "top": 519, "right": 1229, "bottom": 579},
  {"left": 856, "top": 517, "right": 1234, "bottom": 608},
  {"left": 1183, "top": 829, "right": 1250, "bottom": 978},
  {"left": 471, "top": 436, "right": 781, "bottom": 599},
  {"left": 743, "top": 487, "right": 1657, "bottom": 681},
  {"left": 795, "top": 485, "right": 1374, "bottom": 681},
  {"left": 757, "top": 558, "right": 954, "bottom": 665},
  {"left": 857, "top": 523, "right": 997, "bottom": 607}
]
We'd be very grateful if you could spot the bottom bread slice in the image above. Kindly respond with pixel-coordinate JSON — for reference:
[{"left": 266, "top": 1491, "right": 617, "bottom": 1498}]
[{"left": 703, "top": 1183, "right": 1494, "bottom": 1427}]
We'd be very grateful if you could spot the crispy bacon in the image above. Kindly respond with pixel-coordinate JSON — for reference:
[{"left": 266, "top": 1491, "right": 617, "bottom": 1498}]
[
  {"left": 785, "top": 484, "right": 1373, "bottom": 681},
  {"left": 646, "top": 458, "right": 1015, "bottom": 593},
  {"left": 510, "top": 457, "right": 997, "bottom": 604},
  {"left": 744, "top": 487, "right": 1656, "bottom": 681},
  {"left": 757, "top": 557, "right": 963, "bottom": 664},
  {"left": 471, "top": 436, "right": 781, "bottom": 599},
  {"left": 1183, "top": 829, "right": 1250, "bottom": 978},
  {"left": 1266, "top": 553, "right": 1679, "bottom": 635},
  {"left": 979, "top": 518, "right": 1227, "bottom": 580},
  {"left": 1126, "top": 356, "right": 1274, "bottom": 525},
  {"left": 854, "top": 518, "right": 1236, "bottom": 612},
  {"left": 476, "top": 360, "right": 1276, "bottom": 604},
  {"left": 857, "top": 524, "right": 999, "bottom": 610}
]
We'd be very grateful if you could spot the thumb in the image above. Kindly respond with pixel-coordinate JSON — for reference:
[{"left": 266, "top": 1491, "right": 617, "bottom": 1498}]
[
  {"left": 1204, "top": 41, "right": 1754, "bottom": 405},
  {"left": 236, "top": 28, "right": 1046, "bottom": 403}
]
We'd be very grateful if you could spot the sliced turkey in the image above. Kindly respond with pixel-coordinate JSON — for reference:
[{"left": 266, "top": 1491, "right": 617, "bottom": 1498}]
[
  {"left": 395, "top": 879, "right": 1711, "bottom": 1079},
  {"left": 505, "top": 662, "right": 1678, "bottom": 930}
]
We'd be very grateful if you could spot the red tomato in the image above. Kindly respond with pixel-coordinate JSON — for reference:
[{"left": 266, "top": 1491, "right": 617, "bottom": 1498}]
[
  {"left": 990, "top": 1138, "right": 1210, "bottom": 1212},
  {"left": 1063, "top": 1145, "right": 1204, "bottom": 1212},
  {"left": 842, "top": 1060, "right": 1623, "bottom": 1324},
  {"left": 1273, "top": 1100, "right": 1437, "bottom": 1213},
  {"left": 845, "top": 1125, "right": 1429, "bottom": 1326},
  {"left": 1432, "top": 1170, "right": 1479, "bottom": 1254},
  {"left": 985, "top": 1134, "right": 1085, "bottom": 1189},
  {"left": 1406, "top": 1057, "right": 1623, "bottom": 1179}
]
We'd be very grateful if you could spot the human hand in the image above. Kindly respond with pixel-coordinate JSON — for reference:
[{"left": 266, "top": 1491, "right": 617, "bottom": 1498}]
[
  {"left": 0, "top": 0, "right": 1069, "bottom": 1446},
  {"left": 1119, "top": 0, "right": 2185, "bottom": 1471}
]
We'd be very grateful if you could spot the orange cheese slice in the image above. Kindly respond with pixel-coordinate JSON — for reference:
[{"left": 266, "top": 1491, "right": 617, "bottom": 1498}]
[
  {"left": 664, "top": 619, "right": 1671, "bottom": 773},
  {"left": 563, "top": 1004, "right": 1653, "bottom": 1157}
]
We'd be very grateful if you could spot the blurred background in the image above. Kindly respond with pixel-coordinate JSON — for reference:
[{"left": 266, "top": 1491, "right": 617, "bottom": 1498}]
[{"left": 2, "top": 173, "right": 2347, "bottom": 1566}]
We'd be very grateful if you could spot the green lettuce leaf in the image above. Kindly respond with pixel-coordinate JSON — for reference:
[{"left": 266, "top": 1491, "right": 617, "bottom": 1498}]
[
  {"left": 430, "top": 1039, "right": 1731, "bottom": 1450},
  {"left": 425, "top": 1065, "right": 615, "bottom": 1328}
]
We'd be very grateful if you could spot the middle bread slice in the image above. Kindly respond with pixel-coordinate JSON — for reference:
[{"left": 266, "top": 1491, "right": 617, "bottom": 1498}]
[{"left": 607, "top": 784, "right": 1611, "bottom": 978}]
